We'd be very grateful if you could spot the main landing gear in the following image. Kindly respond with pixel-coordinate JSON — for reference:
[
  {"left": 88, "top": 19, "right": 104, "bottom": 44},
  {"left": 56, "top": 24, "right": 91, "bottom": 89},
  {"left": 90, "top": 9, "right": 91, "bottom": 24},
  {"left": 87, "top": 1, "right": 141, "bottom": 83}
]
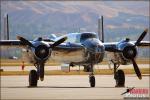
[
  {"left": 113, "top": 63, "right": 125, "bottom": 87},
  {"left": 29, "top": 63, "right": 45, "bottom": 87},
  {"left": 89, "top": 64, "right": 95, "bottom": 87},
  {"left": 37, "top": 63, "right": 45, "bottom": 81},
  {"left": 29, "top": 70, "right": 38, "bottom": 87}
]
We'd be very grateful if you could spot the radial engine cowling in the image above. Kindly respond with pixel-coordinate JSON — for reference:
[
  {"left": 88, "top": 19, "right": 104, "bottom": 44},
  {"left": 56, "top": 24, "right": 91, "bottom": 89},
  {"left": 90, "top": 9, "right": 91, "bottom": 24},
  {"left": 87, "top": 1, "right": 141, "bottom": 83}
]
[
  {"left": 122, "top": 46, "right": 137, "bottom": 59},
  {"left": 34, "top": 44, "right": 51, "bottom": 60},
  {"left": 117, "top": 42, "right": 137, "bottom": 60}
]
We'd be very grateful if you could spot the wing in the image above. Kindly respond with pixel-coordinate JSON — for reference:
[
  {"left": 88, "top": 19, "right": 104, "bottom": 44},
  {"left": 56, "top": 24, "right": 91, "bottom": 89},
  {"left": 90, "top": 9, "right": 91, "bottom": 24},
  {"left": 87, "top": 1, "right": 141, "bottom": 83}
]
[
  {"left": 103, "top": 42, "right": 118, "bottom": 52},
  {"left": 0, "top": 40, "right": 26, "bottom": 48},
  {"left": 132, "top": 41, "right": 150, "bottom": 47},
  {"left": 103, "top": 41, "right": 150, "bottom": 52},
  {"left": 104, "top": 28, "right": 150, "bottom": 52}
]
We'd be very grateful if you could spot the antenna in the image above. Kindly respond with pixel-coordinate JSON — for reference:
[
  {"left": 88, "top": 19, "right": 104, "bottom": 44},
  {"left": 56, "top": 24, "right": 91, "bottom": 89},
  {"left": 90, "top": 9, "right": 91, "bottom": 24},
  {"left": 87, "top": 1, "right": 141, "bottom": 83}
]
[
  {"left": 4, "top": 13, "right": 9, "bottom": 40},
  {"left": 3, "top": 13, "right": 10, "bottom": 58},
  {"left": 98, "top": 16, "right": 104, "bottom": 42}
]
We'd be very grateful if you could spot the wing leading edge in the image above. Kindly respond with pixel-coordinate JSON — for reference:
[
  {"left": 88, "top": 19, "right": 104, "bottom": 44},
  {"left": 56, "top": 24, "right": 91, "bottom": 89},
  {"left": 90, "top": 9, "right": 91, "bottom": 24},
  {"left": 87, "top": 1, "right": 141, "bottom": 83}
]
[
  {"left": 104, "top": 41, "right": 150, "bottom": 52},
  {"left": 0, "top": 40, "right": 26, "bottom": 47}
]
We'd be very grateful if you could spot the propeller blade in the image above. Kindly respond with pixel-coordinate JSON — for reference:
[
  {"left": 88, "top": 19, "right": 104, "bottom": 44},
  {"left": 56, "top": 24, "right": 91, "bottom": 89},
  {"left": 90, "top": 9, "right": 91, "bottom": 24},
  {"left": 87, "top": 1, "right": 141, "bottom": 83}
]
[
  {"left": 17, "top": 36, "right": 34, "bottom": 47},
  {"left": 135, "top": 28, "right": 148, "bottom": 46},
  {"left": 51, "top": 36, "right": 67, "bottom": 48},
  {"left": 131, "top": 58, "right": 142, "bottom": 80}
]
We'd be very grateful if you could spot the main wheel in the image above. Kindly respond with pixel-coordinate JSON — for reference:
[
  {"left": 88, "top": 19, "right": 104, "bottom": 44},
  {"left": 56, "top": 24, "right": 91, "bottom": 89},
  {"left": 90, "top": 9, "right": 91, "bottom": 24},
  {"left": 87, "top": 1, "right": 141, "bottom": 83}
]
[
  {"left": 29, "top": 70, "right": 38, "bottom": 87},
  {"left": 115, "top": 69, "right": 125, "bottom": 87},
  {"left": 89, "top": 76, "right": 95, "bottom": 87}
]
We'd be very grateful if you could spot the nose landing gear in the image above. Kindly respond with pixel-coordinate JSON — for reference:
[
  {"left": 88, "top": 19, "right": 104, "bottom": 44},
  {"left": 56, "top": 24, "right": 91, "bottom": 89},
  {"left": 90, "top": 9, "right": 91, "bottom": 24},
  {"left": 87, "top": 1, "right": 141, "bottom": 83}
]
[
  {"left": 88, "top": 64, "right": 95, "bottom": 87},
  {"left": 37, "top": 63, "right": 44, "bottom": 81},
  {"left": 89, "top": 74, "right": 95, "bottom": 87}
]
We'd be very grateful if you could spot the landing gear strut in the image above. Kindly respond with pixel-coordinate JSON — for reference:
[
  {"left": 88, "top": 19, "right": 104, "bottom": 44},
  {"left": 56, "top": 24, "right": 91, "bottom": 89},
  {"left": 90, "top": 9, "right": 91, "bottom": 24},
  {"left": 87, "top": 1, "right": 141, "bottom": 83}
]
[
  {"left": 114, "top": 63, "right": 125, "bottom": 87},
  {"left": 37, "top": 63, "right": 45, "bottom": 81},
  {"left": 89, "top": 64, "right": 95, "bottom": 87},
  {"left": 35, "top": 63, "right": 45, "bottom": 81}
]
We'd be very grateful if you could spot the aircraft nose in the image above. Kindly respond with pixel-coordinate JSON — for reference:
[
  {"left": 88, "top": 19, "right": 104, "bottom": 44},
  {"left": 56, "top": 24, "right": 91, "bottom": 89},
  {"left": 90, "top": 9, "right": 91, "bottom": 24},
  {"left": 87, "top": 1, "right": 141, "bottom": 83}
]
[
  {"left": 95, "top": 45, "right": 102, "bottom": 53},
  {"left": 95, "top": 44, "right": 103, "bottom": 53},
  {"left": 83, "top": 38, "right": 104, "bottom": 53}
]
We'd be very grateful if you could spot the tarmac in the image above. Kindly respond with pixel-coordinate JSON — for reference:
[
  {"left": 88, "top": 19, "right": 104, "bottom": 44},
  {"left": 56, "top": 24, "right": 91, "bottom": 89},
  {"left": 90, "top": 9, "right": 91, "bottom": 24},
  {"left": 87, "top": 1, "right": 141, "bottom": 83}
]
[
  {"left": 1, "top": 75, "right": 149, "bottom": 100},
  {"left": 1, "top": 64, "right": 149, "bottom": 71}
]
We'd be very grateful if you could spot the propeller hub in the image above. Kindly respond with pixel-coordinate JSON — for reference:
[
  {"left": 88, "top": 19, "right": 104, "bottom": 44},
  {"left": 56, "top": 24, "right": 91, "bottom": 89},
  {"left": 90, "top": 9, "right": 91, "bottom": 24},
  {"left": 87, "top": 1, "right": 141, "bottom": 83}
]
[
  {"left": 123, "top": 46, "right": 137, "bottom": 59},
  {"left": 34, "top": 45, "right": 50, "bottom": 60}
]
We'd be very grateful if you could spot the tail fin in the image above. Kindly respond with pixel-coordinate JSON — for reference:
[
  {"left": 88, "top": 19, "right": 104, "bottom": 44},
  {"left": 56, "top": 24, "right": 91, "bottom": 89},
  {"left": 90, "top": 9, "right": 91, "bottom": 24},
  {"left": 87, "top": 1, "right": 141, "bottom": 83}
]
[
  {"left": 98, "top": 16, "right": 104, "bottom": 42},
  {"left": 4, "top": 13, "right": 9, "bottom": 40}
]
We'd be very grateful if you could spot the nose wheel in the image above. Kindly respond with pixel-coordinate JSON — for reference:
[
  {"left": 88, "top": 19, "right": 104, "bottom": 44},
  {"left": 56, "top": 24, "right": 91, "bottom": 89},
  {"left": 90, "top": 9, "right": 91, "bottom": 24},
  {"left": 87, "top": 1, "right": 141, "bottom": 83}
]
[{"left": 89, "top": 74, "right": 95, "bottom": 87}]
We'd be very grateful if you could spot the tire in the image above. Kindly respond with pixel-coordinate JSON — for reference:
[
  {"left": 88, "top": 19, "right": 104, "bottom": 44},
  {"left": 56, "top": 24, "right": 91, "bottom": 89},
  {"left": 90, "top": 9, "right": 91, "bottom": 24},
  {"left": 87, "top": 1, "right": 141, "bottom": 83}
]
[
  {"left": 115, "top": 70, "right": 125, "bottom": 87},
  {"left": 89, "top": 76, "right": 95, "bottom": 87},
  {"left": 29, "top": 70, "right": 38, "bottom": 87}
]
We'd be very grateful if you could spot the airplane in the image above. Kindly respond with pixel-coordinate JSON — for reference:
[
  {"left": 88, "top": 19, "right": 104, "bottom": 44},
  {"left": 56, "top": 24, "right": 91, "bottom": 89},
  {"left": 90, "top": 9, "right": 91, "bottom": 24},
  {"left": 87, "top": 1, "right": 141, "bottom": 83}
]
[{"left": 0, "top": 14, "right": 149, "bottom": 87}]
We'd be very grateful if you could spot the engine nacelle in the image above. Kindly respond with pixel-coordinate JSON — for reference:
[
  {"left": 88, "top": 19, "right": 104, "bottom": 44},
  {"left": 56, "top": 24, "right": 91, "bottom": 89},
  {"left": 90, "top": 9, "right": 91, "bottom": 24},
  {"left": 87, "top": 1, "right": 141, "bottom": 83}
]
[
  {"left": 107, "top": 39, "right": 138, "bottom": 65},
  {"left": 117, "top": 40, "right": 137, "bottom": 60},
  {"left": 34, "top": 45, "right": 51, "bottom": 60},
  {"left": 31, "top": 41, "right": 51, "bottom": 61}
]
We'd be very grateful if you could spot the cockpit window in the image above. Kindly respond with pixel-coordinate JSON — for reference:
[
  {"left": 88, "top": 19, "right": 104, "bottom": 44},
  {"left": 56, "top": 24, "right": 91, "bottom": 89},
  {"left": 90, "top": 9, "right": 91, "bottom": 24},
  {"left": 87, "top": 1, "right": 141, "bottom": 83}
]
[
  {"left": 66, "top": 32, "right": 97, "bottom": 43},
  {"left": 66, "top": 33, "right": 81, "bottom": 43},
  {"left": 80, "top": 33, "right": 97, "bottom": 41}
]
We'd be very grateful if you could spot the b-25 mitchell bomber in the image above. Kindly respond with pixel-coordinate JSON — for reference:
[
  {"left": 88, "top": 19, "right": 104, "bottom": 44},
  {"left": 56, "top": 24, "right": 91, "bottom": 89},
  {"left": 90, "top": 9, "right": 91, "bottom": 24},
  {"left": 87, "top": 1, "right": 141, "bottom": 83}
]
[{"left": 0, "top": 15, "right": 149, "bottom": 87}]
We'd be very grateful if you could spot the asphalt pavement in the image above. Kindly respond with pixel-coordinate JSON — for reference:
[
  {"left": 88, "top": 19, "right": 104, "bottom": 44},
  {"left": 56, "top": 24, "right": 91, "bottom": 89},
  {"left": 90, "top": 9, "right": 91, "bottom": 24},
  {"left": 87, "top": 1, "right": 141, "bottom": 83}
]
[{"left": 1, "top": 75, "right": 149, "bottom": 99}]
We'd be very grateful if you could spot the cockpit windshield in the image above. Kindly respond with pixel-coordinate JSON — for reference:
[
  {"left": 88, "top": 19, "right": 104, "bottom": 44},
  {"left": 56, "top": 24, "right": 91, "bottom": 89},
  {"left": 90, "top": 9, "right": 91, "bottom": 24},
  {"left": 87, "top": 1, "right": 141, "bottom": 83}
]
[
  {"left": 66, "top": 32, "right": 98, "bottom": 43},
  {"left": 80, "top": 32, "right": 97, "bottom": 41},
  {"left": 66, "top": 33, "right": 81, "bottom": 43}
]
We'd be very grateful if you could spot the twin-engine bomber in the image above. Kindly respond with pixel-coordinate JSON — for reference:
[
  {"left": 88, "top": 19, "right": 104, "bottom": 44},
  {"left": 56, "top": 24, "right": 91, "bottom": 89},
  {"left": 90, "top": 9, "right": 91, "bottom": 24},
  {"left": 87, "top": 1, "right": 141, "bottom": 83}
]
[{"left": 0, "top": 15, "right": 150, "bottom": 87}]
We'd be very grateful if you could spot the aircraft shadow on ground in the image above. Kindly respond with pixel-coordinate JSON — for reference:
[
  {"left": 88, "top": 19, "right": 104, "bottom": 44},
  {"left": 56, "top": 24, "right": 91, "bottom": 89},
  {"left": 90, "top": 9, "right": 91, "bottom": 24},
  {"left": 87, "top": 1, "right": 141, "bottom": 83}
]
[{"left": 1, "top": 86, "right": 126, "bottom": 89}]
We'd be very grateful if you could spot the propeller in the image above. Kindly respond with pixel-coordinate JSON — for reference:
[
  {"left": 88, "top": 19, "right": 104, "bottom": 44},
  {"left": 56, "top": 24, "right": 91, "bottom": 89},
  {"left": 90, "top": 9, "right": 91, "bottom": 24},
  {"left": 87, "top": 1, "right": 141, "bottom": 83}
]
[
  {"left": 50, "top": 36, "right": 67, "bottom": 48},
  {"left": 131, "top": 28, "right": 148, "bottom": 79},
  {"left": 131, "top": 58, "right": 142, "bottom": 79},
  {"left": 119, "top": 29, "right": 148, "bottom": 79},
  {"left": 107, "top": 29, "right": 148, "bottom": 53},
  {"left": 17, "top": 36, "right": 34, "bottom": 47},
  {"left": 17, "top": 36, "right": 67, "bottom": 48},
  {"left": 134, "top": 28, "right": 148, "bottom": 46},
  {"left": 17, "top": 36, "right": 67, "bottom": 60}
]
